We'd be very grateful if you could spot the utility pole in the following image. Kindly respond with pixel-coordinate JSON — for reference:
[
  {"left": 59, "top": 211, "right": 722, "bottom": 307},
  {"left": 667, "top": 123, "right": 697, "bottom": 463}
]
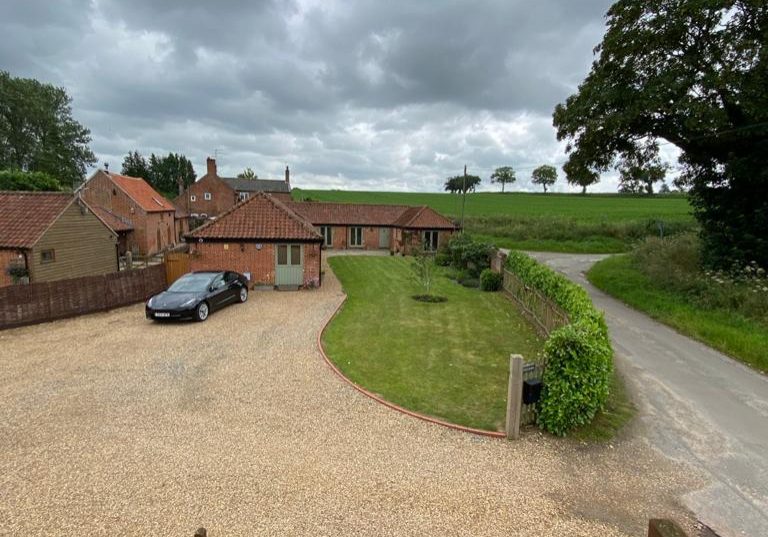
[{"left": 460, "top": 164, "right": 468, "bottom": 234}]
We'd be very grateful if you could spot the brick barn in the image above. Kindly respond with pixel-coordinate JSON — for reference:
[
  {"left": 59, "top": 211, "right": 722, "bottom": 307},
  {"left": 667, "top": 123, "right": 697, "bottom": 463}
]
[{"left": 185, "top": 192, "right": 322, "bottom": 289}]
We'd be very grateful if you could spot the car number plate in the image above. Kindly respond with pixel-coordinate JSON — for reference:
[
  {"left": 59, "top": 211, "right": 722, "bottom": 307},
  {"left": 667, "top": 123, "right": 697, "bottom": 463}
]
[{"left": 155, "top": 312, "right": 171, "bottom": 318}]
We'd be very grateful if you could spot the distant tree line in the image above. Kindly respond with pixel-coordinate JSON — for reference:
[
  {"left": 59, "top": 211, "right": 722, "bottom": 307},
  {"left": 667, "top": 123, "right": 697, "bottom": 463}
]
[{"left": 121, "top": 151, "right": 196, "bottom": 197}]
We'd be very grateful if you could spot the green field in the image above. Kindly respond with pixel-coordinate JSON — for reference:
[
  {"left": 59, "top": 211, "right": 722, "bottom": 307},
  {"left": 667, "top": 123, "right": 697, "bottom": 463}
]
[{"left": 293, "top": 189, "right": 695, "bottom": 253}]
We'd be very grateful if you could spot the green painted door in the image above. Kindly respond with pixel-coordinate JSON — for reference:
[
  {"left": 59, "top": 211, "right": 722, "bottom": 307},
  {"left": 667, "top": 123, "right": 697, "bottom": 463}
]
[{"left": 276, "top": 244, "right": 303, "bottom": 286}]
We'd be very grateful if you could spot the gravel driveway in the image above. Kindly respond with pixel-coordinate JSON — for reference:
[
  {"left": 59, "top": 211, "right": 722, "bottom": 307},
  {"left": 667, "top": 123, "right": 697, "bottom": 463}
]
[{"left": 1, "top": 265, "right": 700, "bottom": 536}]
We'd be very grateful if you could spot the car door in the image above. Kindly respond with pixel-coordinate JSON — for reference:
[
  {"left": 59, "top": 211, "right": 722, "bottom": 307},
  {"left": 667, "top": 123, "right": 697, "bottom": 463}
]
[
  {"left": 224, "top": 271, "right": 242, "bottom": 301},
  {"left": 207, "top": 273, "right": 229, "bottom": 310}
]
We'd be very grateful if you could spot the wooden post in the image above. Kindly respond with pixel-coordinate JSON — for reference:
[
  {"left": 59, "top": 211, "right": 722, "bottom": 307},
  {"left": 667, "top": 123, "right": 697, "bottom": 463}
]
[{"left": 506, "top": 354, "right": 524, "bottom": 440}]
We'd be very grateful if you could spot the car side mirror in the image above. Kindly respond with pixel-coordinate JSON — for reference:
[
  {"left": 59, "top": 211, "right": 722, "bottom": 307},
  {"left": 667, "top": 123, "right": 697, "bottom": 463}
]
[{"left": 209, "top": 285, "right": 215, "bottom": 292}]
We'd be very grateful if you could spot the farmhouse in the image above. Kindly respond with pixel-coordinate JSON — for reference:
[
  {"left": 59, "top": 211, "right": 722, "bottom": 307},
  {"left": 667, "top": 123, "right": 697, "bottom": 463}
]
[
  {"left": 287, "top": 201, "right": 457, "bottom": 253},
  {"left": 80, "top": 170, "right": 179, "bottom": 256},
  {"left": 175, "top": 157, "right": 292, "bottom": 220},
  {"left": 185, "top": 192, "right": 322, "bottom": 288},
  {"left": 0, "top": 192, "right": 118, "bottom": 287}
]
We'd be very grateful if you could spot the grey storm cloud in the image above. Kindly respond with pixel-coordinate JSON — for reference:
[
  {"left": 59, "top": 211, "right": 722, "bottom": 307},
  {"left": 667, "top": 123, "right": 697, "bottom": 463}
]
[{"left": 0, "top": 0, "right": 625, "bottom": 191}]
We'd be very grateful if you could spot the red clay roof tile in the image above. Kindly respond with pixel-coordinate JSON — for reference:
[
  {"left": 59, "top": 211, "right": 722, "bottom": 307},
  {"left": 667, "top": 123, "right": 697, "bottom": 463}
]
[
  {"left": 0, "top": 191, "right": 74, "bottom": 248},
  {"left": 91, "top": 206, "right": 134, "bottom": 233},
  {"left": 187, "top": 192, "right": 322, "bottom": 241},
  {"left": 107, "top": 172, "right": 176, "bottom": 213},
  {"left": 287, "top": 201, "right": 456, "bottom": 229}
]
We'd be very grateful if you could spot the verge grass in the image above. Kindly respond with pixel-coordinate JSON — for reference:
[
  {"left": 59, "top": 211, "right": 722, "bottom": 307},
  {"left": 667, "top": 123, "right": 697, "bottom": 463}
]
[
  {"left": 588, "top": 255, "right": 768, "bottom": 373},
  {"left": 323, "top": 255, "right": 544, "bottom": 431}
]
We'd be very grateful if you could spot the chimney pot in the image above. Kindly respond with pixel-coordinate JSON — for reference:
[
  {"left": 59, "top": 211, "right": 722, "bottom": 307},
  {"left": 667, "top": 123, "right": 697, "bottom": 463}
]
[
  {"left": 285, "top": 165, "right": 290, "bottom": 184},
  {"left": 206, "top": 157, "right": 217, "bottom": 176}
]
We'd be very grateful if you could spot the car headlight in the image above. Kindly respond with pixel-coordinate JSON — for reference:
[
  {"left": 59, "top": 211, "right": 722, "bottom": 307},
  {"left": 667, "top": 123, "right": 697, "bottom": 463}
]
[
  {"left": 180, "top": 298, "right": 197, "bottom": 307},
  {"left": 146, "top": 298, "right": 153, "bottom": 308}
]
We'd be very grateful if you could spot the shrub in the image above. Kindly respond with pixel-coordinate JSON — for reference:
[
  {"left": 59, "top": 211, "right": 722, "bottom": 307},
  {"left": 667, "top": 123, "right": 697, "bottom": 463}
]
[
  {"left": 460, "top": 278, "right": 480, "bottom": 288},
  {"left": 445, "top": 234, "right": 494, "bottom": 277},
  {"left": 0, "top": 169, "right": 63, "bottom": 192},
  {"left": 505, "top": 250, "right": 612, "bottom": 435},
  {"left": 434, "top": 250, "right": 451, "bottom": 267},
  {"left": 480, "top": 269, "right": 502, "bottom": 291}
]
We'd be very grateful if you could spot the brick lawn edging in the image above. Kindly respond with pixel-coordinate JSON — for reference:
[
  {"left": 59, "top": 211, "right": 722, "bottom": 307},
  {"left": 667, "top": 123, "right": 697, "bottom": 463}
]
[{"left": 317, "top": 293, "right": 506, "bottom": 439}]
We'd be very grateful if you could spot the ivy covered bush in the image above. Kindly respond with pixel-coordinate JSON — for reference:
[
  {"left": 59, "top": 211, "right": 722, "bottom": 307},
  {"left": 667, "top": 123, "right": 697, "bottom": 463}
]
[{"left": 506, "top": 251, "right": 613, "bottom": 435}]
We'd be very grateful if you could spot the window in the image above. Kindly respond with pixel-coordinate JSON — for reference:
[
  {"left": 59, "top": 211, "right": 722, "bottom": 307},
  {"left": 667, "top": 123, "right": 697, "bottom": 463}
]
[
  {"left": 290, "top": 244, "right": 301, "bottom": 265},
  {"left": 423, "top": 230, "right": 439, "bottom": 251},
  {"left": 349, "top": 226, "right": 363, "bottom": 247},
  {"left": 204, "top": 192, "right": 212, "bottom": 201},
  {"left": 277, "top": 244, "right": 288, "bottom": 265},
  {"left": 190, "top": 195, "right": 197, "bottom": 202},
  {"left": 41, "top": 249, "right": 55, "bottom": 263},
  {"left": 238, "top": 192, "right": 250, "bottom": 201},
  {"left": 211, "top": 274, "right": 225, "bottom": 290},
  {"left": 320, "top": 226, "right": 333, "bottom": 247}
]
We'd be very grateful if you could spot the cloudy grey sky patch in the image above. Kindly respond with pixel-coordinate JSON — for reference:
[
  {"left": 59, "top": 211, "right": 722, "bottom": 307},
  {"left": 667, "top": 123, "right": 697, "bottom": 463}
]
[{"left": 0, "top": 0, "right": 636, "bottom": 192}]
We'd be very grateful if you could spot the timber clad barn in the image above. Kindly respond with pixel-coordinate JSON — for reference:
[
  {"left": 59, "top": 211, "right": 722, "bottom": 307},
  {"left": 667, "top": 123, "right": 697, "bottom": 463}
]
[
  {"left": 186, "top": 192, "right": 323, "bottom": 288},
  {"left": 0, "top": 192, "right": 118, "bottom": 288}
]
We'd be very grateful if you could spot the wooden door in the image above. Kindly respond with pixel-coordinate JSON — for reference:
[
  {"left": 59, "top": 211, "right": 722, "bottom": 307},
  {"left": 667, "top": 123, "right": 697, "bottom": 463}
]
[
  {"left": 165, "top": 252, "right": 191, "bottom": 284},
  {"left": 378, "top": 228, "right": 390, "bottom": 249},
  {"left": 275, "top": 244, "right": 303, "bottom": 286}
]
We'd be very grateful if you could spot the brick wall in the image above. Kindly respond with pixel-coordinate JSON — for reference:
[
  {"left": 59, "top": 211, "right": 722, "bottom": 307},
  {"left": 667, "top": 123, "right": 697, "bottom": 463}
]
[
  {"left": 189, "top": 241, "right": 321, "bottom": 287},
  {"left": 144, "top": 211, "right": 176, "bottom": 255},
  {"left": 401, "top": 229, "right": 455, "bottom": 254},
  {"left": 0, "top": 249, "right": 25, "bottom": 288},
  {"left": 175, "top": 174, "right": 236, "bottom": 219}
]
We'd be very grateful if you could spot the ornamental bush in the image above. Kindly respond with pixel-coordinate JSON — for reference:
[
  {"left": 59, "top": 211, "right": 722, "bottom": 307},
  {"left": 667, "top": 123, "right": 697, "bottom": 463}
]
[
  {"left": 445, "top": 234, "right": 494, "bottom": 277},
  {"left": 505, "top": 250, "right": 612, "bottom": 435},
  {"left": 479, "top": 269, "right": 502, "bottom": 291}
]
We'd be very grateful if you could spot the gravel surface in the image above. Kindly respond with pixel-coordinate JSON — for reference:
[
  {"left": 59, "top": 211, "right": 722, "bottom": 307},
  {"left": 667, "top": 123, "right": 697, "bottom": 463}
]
[{"left": 1, "top": 265, "right": 702, "bottom": 536}]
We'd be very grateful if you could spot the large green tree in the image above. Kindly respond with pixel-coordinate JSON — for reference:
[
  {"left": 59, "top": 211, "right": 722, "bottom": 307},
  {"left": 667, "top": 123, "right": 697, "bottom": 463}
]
[
  {"left": 121, "top": 151, "right": 196, "bottom": 197},
  {"left": 0, "top": 71, "right": 95, "bottom": 188},
  {"left": 553, "top": 1, "right": 768, "bottom": 267},
  {"left": 490, "top": 166, "right": 516, "bottom": 193},
  {"left": 121, "top": 150, "right": 151, "bottom": 180},
  {"left": 444, "top": 174, "right": 481, "bottom": 194},
  {"left": 237, "top": 167, "right": 258, "bottom": 179},
  {"left": 0, "top": 169, "right": 62, "bottom": 191},
  {"left": 531, "top": 165, "right": 558, "bottom": 193}
]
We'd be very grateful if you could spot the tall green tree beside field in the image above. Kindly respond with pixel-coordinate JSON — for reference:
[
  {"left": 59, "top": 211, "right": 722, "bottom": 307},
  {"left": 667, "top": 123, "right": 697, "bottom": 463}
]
[
  {"left": 566, "top": 168, "right": 599, "bottom": 194},
  {"left": 531, "top": 165, "right": 558, "bottom": 193},
  {"left": 490, "top": 166, "right": 516, "bottom": 193},
  {"left": 0, "top": 71, "right": 96, "bottom": 188},
  {"left": 553, "top": 0, "right": 768, "bottom": 268},
  {"left": 617, "top": 145, "right": 667, "bottom": 194},
  {"left": 444, "top": 174, "right": 481, "bottom": 194}
]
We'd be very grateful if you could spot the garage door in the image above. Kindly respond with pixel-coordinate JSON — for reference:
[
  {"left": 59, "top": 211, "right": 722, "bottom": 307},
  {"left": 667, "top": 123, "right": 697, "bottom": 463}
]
[{"left": 276, "top": 244, "right": 303, "bottom": 286}]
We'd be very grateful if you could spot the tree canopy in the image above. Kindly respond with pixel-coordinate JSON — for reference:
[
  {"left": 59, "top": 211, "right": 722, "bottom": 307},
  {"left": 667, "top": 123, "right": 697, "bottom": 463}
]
[
  {"left": 444, "top": 174, "right": 481, "bottom": 194},
  {"left": 237, "top": 167, "right": 258, "bottom": 179},
  {"left": 553, "top": 0, "right": 768, "bottom": 267},
  {"left": 0, "top": 169, "right": 62, "bottom": 191},
  {"left": 0, "top": 71, "right": 95, "bottom": 188},
  {"left": 121, "top": 151, "right": 196, "bottom": 197},
  {"left": 531, "top": 165, "right": 558, "bottom": 193},
  {"left": 490, "top": 166, "right": 516, "bottom": 193}
]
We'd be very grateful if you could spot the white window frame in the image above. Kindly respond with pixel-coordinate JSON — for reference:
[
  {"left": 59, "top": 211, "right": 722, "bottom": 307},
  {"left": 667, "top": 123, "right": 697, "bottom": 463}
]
[
  {"left": 190, "top": 195, "right": 196, "bottom": 202},
  {"left": 204, "top": 192, "right": 212, "bottom": 201},
  {"left": 349, "top": 226, "right": 363, "bottom": 247},
  {"left": 422, "top": 230, "right": 439, "bottom": 252},
  {"left": 238, "top": 192, "right": 250, "bottom": 201},
  {"left": 320, "top": 226, "right": 333, "bottom": 247}
]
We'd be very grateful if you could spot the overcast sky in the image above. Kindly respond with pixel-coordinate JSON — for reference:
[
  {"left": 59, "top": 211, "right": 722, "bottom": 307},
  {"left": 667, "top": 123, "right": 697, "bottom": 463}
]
[{"left": 0, "top": 0, "right": 652, "bottom": 192}]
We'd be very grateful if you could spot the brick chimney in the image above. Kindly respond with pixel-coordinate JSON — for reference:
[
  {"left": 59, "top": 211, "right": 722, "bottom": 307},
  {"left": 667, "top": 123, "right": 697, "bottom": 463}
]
[
  {"left": 285, "top": 165, "right": 290, "bottom": 184},
  {"left": 206, "top": 157, "right": 217, "bottom": 177}
]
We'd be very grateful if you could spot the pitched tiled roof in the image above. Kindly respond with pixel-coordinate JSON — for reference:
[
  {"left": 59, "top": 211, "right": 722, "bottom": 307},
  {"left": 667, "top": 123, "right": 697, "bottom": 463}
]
[
  {"left": 393, "top": 205, "right": 457, "bottom": 229},
  {"left": 286, "top": 201, "right": 410, "bottom": 226},
  {"left": 91, "top": 206, "right": 134, "bottom": 233},
  {"left": 0, "top": 191, "right": 74, "bottom": 248},
  {"left": 287, "top": 201, "right": 457, "bottom": 229},
  {"left": 107, "top": 172, "right": 176, "bottom": 213},
  {"left": 221, "top": 177, "right": 291, "bottom": 193},
  {"left": 187, "top": 192, "right": 322, "bottom": 241}
]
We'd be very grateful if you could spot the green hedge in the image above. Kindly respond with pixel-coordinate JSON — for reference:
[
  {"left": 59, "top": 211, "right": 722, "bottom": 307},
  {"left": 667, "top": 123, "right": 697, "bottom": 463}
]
[
  {"left": 480, "top": 269, "right": 502, "bottom": 291},
  {"left": 506, "top": 251, "right": 613, "bottom": 436}
]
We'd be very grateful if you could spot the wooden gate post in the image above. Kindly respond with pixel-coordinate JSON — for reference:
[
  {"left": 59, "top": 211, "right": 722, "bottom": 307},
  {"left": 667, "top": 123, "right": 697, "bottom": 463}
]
[{"left": 506, "top": 354, "right": 524, "bottom": 440}]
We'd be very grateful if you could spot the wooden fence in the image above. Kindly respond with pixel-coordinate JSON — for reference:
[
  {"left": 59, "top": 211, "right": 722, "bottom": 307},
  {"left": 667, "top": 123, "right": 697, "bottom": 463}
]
[
  {"left": 502, "top": 269, "right": 569, "bottom": 336},
  {"left": 0, "top": 264, "right": 167, "bottom": 330}
]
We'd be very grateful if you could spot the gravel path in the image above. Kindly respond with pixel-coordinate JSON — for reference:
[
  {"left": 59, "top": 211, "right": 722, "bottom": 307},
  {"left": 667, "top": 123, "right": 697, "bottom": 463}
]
[{"left": 1, "top": 264, "right": 701, "bottom": 536}]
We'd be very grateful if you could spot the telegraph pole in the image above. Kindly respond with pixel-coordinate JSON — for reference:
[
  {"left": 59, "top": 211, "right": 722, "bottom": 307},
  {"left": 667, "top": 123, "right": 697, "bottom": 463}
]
[{"left": 460, "top": 164, "right": 468, "bottom": 233}]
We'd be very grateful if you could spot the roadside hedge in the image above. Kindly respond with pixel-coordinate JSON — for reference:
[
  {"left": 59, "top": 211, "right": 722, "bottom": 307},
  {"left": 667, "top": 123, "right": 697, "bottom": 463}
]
[{"left": 506, "top": 251, "right": 613, "bottom": 436}]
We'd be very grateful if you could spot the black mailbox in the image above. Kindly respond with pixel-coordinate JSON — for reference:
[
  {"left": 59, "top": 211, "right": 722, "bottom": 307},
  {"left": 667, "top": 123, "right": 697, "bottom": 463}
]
[{"left": 522, "top": 379, "right": 543, "bottom": 405}]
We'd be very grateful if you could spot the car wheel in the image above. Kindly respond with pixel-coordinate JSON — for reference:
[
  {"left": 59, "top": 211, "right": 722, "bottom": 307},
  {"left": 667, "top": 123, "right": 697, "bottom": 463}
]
[
  {"left": 195, "top": 301, "right": 209, "bottom": 322},
  {"left": 239, "top": 287, "right": 248, "bottom": 303}
]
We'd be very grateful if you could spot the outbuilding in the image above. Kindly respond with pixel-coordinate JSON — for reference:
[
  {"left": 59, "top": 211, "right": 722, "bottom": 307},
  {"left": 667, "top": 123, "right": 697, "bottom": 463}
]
[{"left": 185, "top": 192, "right": 323, "bottom": 289}]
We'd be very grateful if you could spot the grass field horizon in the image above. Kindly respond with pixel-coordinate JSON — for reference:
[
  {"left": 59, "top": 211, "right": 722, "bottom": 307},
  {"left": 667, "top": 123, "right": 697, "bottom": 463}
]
[{"left": 293, "top": 189, "right": 696, "bottom": 253}]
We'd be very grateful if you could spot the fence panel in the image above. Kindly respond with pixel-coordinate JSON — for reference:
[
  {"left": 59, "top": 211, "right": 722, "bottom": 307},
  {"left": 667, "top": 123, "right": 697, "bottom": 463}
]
[
  {"left": 0, "top": 264, "right": 168, "bottom": 330},
  {"left": 502, "top": 269, "right": 569, "bottom": 336},
  {"left": 165, "top": 252, "right": 191, "bottom": 284}
]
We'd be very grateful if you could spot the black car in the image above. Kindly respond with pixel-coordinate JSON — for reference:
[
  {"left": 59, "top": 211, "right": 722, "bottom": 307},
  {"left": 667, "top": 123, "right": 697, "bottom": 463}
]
[{"left": 146, "top": 270, "right": 249, "bottom": 322}]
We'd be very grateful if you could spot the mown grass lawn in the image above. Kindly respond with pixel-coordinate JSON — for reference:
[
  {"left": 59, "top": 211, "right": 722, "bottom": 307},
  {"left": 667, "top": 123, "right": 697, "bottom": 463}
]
[
  {"left": 324, "top": 256, "right": 544, "bottom": 431},
  {"left": 588, "top": 255, "right": 768, "bottom": 373}
]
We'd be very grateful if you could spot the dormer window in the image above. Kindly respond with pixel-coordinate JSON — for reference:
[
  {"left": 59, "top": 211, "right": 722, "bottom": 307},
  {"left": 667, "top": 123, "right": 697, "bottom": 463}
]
[{"left": 204, "top": 192, "right": 212, "bottom": 201}]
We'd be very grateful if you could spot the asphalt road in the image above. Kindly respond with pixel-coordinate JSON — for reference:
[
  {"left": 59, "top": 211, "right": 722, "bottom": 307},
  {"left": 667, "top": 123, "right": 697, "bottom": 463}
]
[{"left": 526, "top": 252, "right": 768, "bottom": 537}]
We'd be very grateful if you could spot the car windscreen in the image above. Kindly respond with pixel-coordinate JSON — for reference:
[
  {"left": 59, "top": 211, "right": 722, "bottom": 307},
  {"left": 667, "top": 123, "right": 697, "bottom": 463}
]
[{"left": 167, "top": 273, "right": 214, "bottom": 293}]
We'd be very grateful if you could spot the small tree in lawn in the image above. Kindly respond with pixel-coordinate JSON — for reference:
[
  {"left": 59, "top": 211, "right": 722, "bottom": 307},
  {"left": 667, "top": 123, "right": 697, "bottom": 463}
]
[
  {"left": 410, "top": 251, "right": 445, "bottom": 302},
  {"left": 490, "top": 166, "right": 516, "bottom": 193},
  {"left": 531, "top": 165, "right": 558, "bottom": 193}
]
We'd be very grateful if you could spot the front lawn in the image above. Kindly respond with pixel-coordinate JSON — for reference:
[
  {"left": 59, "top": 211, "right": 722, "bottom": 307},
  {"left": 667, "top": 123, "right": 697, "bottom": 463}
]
[{"left": 324, "top": 256, "right": 544, "bottom": 431}]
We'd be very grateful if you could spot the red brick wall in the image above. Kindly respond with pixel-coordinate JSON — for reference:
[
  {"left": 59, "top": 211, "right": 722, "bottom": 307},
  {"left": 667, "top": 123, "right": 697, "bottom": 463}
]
[
  {"left": 175, "top": 174, "right": 237, "bottom": 218},
  {"left": 401, "top": 229, "right": 455, "bottom": 254},
  {"left": 145, "top": 212, "right": 176, "bottom": 255},
  {"left": 0, "top": 249, "right": 25, "bottom": 288},
  {"left": 189, "top": 241, "right": 321, "bottom": 287}
]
